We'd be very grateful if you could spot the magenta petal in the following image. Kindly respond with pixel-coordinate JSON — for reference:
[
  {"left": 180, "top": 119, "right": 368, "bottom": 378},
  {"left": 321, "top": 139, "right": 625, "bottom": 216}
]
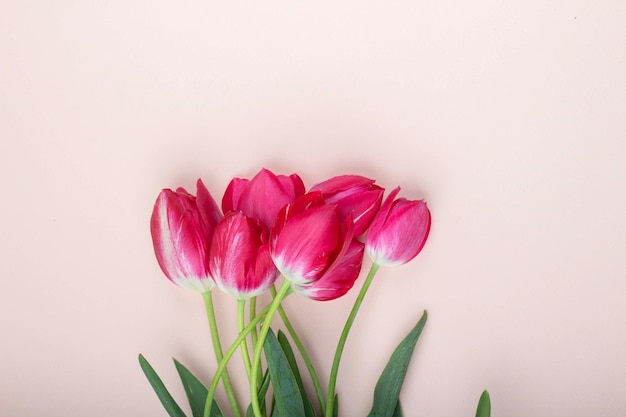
[
  {"left": 311, "top": 175, "right": 384, "bottom": 236},
  {"left": 227, "top": 168, "right": 305, "bottom": 229},
  {"left": 252, "top": 243, "right": 279, "bottom": 295},
  {"left": 311, "top": 175, "right": 375, "bottom": 193},
  {"left": 150, "top": 189, "right": 214, "bottom": 292},
  {"left": 293, "top": 240, "right": 365, "bottom": 301},
  {"left": 379, "top": 200, "right": 430, "bottom": 264},
  {"left": 271, "top": 205, "right": 340, "bottom": 285},
  {"left": 366, "top": 191, "right": 431, "bottom": 266},
  {"left": 222, "top": 177, "right": 249, "bottom": 215},
  {"left": 209, "top": 212, "right": 275, "bottom": 299},
  {"left": 287, "top": 173, "right": 306, "bottom": 198},
  {"left": 271, "top": 191, "right": 325, "bottom": 242},
  {"left": 196, "top": 179, "right": 222, "bottom": 231},
  {"left": 366, "top": 187, "right": 400, "bottom": 241},
  {"left": 239, "top": 169, "right": 288, "bottom": 227}
]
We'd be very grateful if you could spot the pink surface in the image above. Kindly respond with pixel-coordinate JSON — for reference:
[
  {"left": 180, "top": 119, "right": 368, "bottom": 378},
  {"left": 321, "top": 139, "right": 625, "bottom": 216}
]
[{"left": 1, "top": 1, "right": 625, "bottom": 416}]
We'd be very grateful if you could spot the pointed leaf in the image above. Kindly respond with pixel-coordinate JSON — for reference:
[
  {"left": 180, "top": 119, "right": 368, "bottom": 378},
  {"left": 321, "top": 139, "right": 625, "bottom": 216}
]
[
  {"left": 138, "top": 354, "right": 187, "bottom": 417},
  {"left": 367, "top": 311, "right": 427, "bottom": 417},
  {"left": 277, "top": 331, "right": 316, "bottom": 417},
  {"left": 173, "top": 359, "right": 223, "bottom": 417},
  {"left": 264, "top": 329, "right": 306, "bottom": 417},
  {"left": 475, "top": 390, "right": 491, "bottom": 417},
  {"left": 392, "top": 401, "right": 403, "bottom": 417},
  {"left": 332, "top": 394, "right": 339, "bottom": 417}
]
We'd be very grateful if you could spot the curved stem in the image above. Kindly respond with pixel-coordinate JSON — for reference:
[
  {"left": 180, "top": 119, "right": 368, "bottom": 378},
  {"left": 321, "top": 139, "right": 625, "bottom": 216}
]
[
  {"left": 202, "top": 291, "right": 242, "bottom": 417},
  {"left": 249, "top": 296, "right": 259, "bottom": 350},
  {"left": 325, "top": 263, "right": 380, "bottom": 417},
  {"left": 271, "top": 285, "right": 326, "bottom": 413},
  {"left": 250, "top": 280, "right": 292, "bottom": 417},
  {"left": 238, "top": 299, "right": 252, "bottom": 381},
  {"left": 203, "top": 303, "right": 273, "bottom": 417}
]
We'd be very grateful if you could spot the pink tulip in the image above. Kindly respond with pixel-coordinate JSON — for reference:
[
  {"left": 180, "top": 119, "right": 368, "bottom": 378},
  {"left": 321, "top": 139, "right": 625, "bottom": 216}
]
[
  {"left": 270, "top": 192, "right": 364, "bottom": 300},
  {"left": 150, "top": 179, "right": 221, "bottom": 292},
  {"left": 366, "top": 187, "right": 431, "bottom": 266},
  {"left": 291, "top": 240, "right": 364, "bottom": 301},
  {"left": 310, "top": 175, "right": 384, "bottom": 236},
  {"left": 209, "top": 212, "right": 278, "bottom": 299},
  {"left": 222, "top": 168, "right": 305, "bottom": 229}
]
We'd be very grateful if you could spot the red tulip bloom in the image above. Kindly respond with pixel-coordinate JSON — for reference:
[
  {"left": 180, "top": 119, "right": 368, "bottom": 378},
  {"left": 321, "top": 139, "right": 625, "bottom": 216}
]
[
  {"left": 209, "top": 212, "right": 278, "bottom": 299},
  {"left": 222, "top": 168, "right": 305, "bottom": 229},
  {"left": 270, "top": 192, "right": 364, "bottom": 300},
  {"left": 310, "top": 175, "right": 384, "bottom": 236},
  {"left": 291, "top": 239, "right": 364, "bottom": 301},
  {"left": 366, "top": 187, "right": 431, "bottom": 266},
  {"left": 150, "top": 179, "right": 221, "bottom": 292}
]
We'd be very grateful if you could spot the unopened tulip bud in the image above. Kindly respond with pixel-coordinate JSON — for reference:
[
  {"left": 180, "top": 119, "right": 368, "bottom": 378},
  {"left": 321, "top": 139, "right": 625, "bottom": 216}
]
[
  {"left": 366, "top": 187, "right": 431, "bottom": 266},
  {"left": 150, "top": 179, "right": 221, "bottom": 292},
  {"left": 209, "top": 212, "right": 278, "bottom": 299}
]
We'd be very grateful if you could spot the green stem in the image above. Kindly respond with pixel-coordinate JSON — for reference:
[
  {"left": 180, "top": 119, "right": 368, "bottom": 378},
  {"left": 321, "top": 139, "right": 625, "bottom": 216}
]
[
  {"left": 250, "top": 280, "right": 292, "bottom": 417},
  {"left": 203, "top": 303, "right": 273, "bottom": 417},
  {"left": 202, "top": 291, "right": 243, "bottom": 417},
  {"left": 325, "top": 263, "right": 380, "bottom": 417},
  {"left": 238, "top": 299, "right": 252, "bottom": 381},
  {"left": 249, "top": 296, "right": 263, "bottom": 388},
  {"left": 249, "top": 296, "right": 259, "bottom": 350},
  {"left": 271, "top": 285, "right": 326, "bottom": 413}
]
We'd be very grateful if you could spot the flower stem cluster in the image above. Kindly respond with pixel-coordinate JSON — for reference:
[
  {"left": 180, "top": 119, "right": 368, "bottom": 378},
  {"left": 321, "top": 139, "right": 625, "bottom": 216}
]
[{"left": 147, "top": 168, "right": 431, "bottom": 417}]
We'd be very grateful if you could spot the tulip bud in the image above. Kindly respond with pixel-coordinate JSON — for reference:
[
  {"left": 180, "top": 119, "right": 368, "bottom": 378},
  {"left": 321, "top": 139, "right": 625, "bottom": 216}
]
[
  {"left": 150, "top": 179, "right": 221, "bottom": 292},
  {"left": 222, "top": 168, "right": 305, "bottom": 229},
  {"left": 271, "top": 192, "right": 364, "bottom": 300},
  {"left": 209, "top": 212, "right": 278, "bottom": 299},
  {"left": 310, "top": 175, "right": 384, "bottom": 236},
  {"left": 366, "top": 187, "right": 431, "bottom": 266}
]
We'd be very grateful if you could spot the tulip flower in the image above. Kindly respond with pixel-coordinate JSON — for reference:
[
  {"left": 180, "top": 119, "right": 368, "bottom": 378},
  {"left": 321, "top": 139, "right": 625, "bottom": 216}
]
[
  {"left": 291, "top": 240, "right": 364, "bottom": 301},
  {"left": 150, "top": 179, "right": 221, "bottom": 292},
  {"left": 270, "top": 192, "right": 363, "bottom": 300},
  {"left": 310, "top": 175, "right": 384, "bottom": 236},
  {"left": 222, "top": 168, "right": 305, "bottom": 229},
  {"left": 209, "top": 211, "right": 278, "bottom": 299},
  {"left": 366, "top": 187, "right": 431, "bottom": 266}
]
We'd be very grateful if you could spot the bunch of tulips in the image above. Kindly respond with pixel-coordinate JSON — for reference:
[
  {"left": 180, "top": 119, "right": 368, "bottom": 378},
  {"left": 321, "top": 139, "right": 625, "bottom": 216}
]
[{"left": 140, "top": 168, "right": 490, "bottom": 417}]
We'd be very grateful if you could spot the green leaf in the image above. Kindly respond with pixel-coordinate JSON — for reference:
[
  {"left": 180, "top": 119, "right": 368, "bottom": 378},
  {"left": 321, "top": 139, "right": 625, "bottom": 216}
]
[
  {"left": 138, "top": 354, "right": 187, "bottom": 417},
  {"left": 264, "top": 329, "right": 306, "bottom": 417},
  {"left": 173, "top": 359, "right": 223, "bottom": 417},
  {"left": 332, "top": 394, "right": 339, "bottom": 417},
  {"left": 391, "top": 401, "right": 403, "bottom": 417},
  {"left": 475, "top": 390, "right": 491, "bottom": 417},
  {"left": 277, "top": 331, "right": 316, "bottom": 417},
  {"left": 366, "top": 311, "right": 428, "bottom": 417}
]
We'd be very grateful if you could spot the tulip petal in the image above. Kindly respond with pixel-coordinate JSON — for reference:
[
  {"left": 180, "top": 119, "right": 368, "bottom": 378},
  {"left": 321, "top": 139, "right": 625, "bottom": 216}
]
[
  {"left": 366, "top": 187, "right": 400, "bottom": 242},
  {"left": 366, "top": 187, "right": 431, "bottom": 266},
  {"left": 150, "top": 189, "right": 214, "bottom": 292},
  {"left": 293, "top": 240, "right": 365, "bottom": 301},
  {"left": 209, "top": 212, "right": 277, "bottom": 299},
  {"left": 222, "top": 177, "right": 249, "bottom": 215},
  {"left": 271, "top": 205, "right": 340, "bottom": 285},
  {"left": 311, "top": 175, "right": 375, "bottom": 193},
  {"left": 373, "top": 200, "right": 430, "bottom": 266},
  {"left": 223, "top": 169, "right": 305, "bottom": 229},
  {"left": 311, "top": 175, "right": 384, "bottom": 236},
  {"left": 271, "top": 191, "right": 325, "bottom": 240},
  {"left": 196, "top": 179, "right": 222, "bottom": 230}
]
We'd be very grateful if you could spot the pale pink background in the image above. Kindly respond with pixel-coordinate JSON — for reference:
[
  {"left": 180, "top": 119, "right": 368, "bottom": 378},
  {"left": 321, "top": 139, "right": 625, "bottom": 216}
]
[{"left": 1, "top": 1, "right": 625, "bottom": 416}]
